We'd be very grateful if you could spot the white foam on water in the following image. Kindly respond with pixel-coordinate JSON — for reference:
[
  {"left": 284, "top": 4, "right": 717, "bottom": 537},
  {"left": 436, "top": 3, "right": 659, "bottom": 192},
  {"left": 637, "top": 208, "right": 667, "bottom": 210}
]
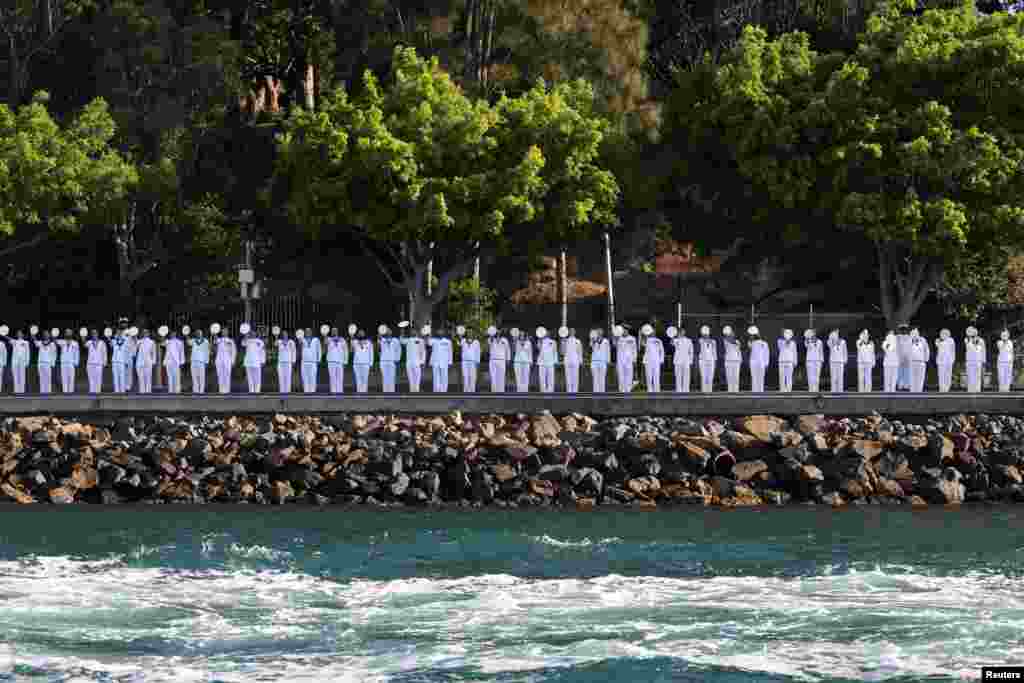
[
  {"left": 0, "top": 558, "right": 1017, "bottom": 681},
  {"left": 530, "top": 535, "right": 622, "bottom": 548}
]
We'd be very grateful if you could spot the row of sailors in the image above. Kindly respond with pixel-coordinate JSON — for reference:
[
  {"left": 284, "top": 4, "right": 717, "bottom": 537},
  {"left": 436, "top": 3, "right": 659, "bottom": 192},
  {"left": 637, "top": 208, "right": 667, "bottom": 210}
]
[{"left": 0, "top": 321, "right": 1012, "bottom": 394}]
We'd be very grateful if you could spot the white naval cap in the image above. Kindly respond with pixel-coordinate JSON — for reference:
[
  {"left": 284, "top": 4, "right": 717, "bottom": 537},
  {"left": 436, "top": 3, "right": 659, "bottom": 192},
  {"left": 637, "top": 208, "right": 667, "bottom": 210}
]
[
  {"left": 421, "top": 324, "right": 432, "bottom": 336},
  {"left": 103, "top": 327, "right": 113, "bottom": 338},
  {"left": 940, "top": 328, "right": 950, "bottom": 338},
  {"left": 487, "top": 325, "right": 497, "bottom": 336},
  {"left": 700, "top": 325, "right": 710, "bottom": 335},
  {"left": 859, "top": 329, "right": 869, "bottom": 339},
  {"left": 239, "top": 323, "right": 250, "bottom": 335},
  {"left": 158, "top": 325, "right": 169, "bottom": 336},
  {"left": 722, "top": 325, "right": 732, "bottom": 336},
  {"left": 589, "top": 329, "right": 599, "bottom": 340},
  {"left": 127, "top": 326, "right": 139, "bottom": 337},
  {"left": 666, "top": 326, "right": 678, "bottom": 338},
  {"left": 456, "top": 325, "right": 466, "bottom": 336},
  {"left": 271, "top": 325, "right": 280, "bottom": 335},
  {"left": 641, "top": 323, "right": 654, "bottom": 336},
  {"left": 50, "top": 327, "right": 59, "bottom": 337},
  {"left": 747, "top": 325, "right": 759, "bottom": 336},
  {"left": 29, "top": 325, "right": 38, "bottom": 335},
  {"left": 183, "top": 325, "right": 191, "bottom": 335},
  {"left": 804, "top": 329, "right": 814, "bottom": 338},
  {"left": 967, "top": 326, "right": 978, "bottom": 336},
  {"left": 536, "top": 326, "right": 547, "bottom": 338},
  {"left": 296, "top": 329, "right": 305, "bottom": 338},
  {"left": 210, "top": 323, "right": 221, "bottom": 334},
  {"left": 398, "top": 321, "right": 410, "bottom": 329},
  {"left": 1002, "top": 330, "right": 1011, "bottom": 340},
  {"left": 558, "top": 326, "right": 569, "bottom": 338},
  {"left": 783, "top": 329, "right": 793, "bottom": 339},
  {"left": 0, "top": 326, "right": 8, "bottom": 336},
  {"left": 613, "top": 325, "right": 624, "bottom": 337},
  {"left": 380, "top": 324, "right": 389, "bottom": 335},
  {"left": 79, "top": 327, "right": 88, "bottom": 338}
]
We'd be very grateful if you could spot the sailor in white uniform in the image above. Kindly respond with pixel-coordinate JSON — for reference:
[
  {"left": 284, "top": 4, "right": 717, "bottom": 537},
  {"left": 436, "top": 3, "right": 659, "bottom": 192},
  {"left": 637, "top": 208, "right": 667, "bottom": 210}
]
[
  {"left": 429, "top": 328, "right": 452, "bottom": 392},
  {"left": 163, "top": 330, "right": 185, "bottom": 393},
  {"left": 214, "top": 327, "right": 236, "bottom": 393},
  {"left": 667, "top": 327, "right": 692, "bottom": 393},
  {"left": 380, "top": 325, "right": 402, "bottom": 392},
  {"left": 561, "top": 327, "right": 582, "bottom": 392},
  {"left": 242, "top": 329, "right": 265, "bottom": 392},
  {"left": 965, "top": 326, "right": 986, "bottom": 392},
  {"left": 828, "top": 330, "right": 847, "bottom": 393},
  {"left": 882, "top": 331, "right": 900, "bottom": 392},
  {"left": 325, "top": 327, "right": 348, "bottom": 393},
  {"left": 778, "top": 329, "right": 797, "bottom": 392},
  {"left": 275, "top": 329, "right": 296, "bottom": 393},
  {"left": 404, "top": 324, "right": 427, "bottom": 392},
  {"left": 804, "top": 329, "right": 824, "bottom": 392},
  {"left": 85, "top": 329, "right": 107, "bottom": 394},
  {"left": 124, "top": 322, "right": 137, "bottom": 392},
  {"left": 352, "top": 329, "right": 374, "bottom": 392},
  {"left": 640, "top": 324, "right": 664, "bottom": 392},
  {"left": 135, "top": 330, "right": 157, "bottom": 393},
  {"left": 300, "top": 328, "right": 321, "bottom": 392},
  {"left": 459, "top": 327, "right": 480, "bottom": 393},
  {"left": 487, "top": 326, "right": 510, "bottom": 392},
  {"left": 110, "top": 327, "right": 131, "bottom": 393},
  {"left": 935, "top": 329, "right": 955, "bottom": 393},
  {"left": 616, "top": 325, "right": 638, "bottom": 392},
  {"left": 997, "top": 330, "right": 1014, "bottom": 392},
  {"left": 189, "top": 329, "right": 210, "bottom": 394},
  {"left": 34, "top": 331, "right": 57, "bottom": 394},
  {"left": 697, "top": 326, "right": 716, "bottom": 392},
  {"left": 0, "top": 328, "right": 7, "bottom": 392},
  {"left": 748, "top": 326, "right": 769, "bottom": 392},
  {"left": 896, "top": 323, "right": 912, "bottom": 390},
  {"left": 856, "top": 330, "right": 875, "bottom": 392},
  {"left": 58, "top": 329, "right": 80, "bottom": 393},
  {"left": 11, "top": 331, "right": 30, "bottom": 394},
  {"left": 908, "top": 328, "right": 929, "bottom": 393},
  {"left": 590, "top": 328, "right": 610, "bottom": 393},
  {"left": 721, "top": 325, "right": 741, "bottom": 392},
  {"left": 536, "top": 327, "right": 558, "bottom": 392},
  {"left": 513, "top": 328, "right": 532, "bottom": 392}
]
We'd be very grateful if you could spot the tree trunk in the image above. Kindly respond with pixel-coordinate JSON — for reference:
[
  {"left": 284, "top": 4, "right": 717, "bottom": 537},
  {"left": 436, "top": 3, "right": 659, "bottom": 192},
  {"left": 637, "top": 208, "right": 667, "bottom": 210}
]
[
  {"left": 7, "top": 35, "right": 24, "bottom": 108},
  {"left": 303, "top": 62, "right": 315, "bottom": 110},
  {"left": 559, "top": 247, "right": 568, "bottom": 328},
  {"left": 876, "top": 245, "right": 942, "bottom": 329}
]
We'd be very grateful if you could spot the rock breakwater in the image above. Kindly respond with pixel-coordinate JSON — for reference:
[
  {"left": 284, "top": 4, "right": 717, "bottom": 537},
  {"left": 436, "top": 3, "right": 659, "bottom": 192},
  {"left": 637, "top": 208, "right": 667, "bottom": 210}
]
[{"left": 0, "top": 412, "right": 1022, "bottom": 507}]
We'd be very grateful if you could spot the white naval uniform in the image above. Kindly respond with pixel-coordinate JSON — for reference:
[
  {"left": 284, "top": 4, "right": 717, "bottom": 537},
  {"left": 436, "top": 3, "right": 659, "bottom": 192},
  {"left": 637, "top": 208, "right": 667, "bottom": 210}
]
[
  {"left": 0, "top": 339, "right": 6, "bottom": 392},
  {"left": 698, "top": 337, "right": 717, "bottom": 392},
  {"left": 896, "top": 332, "right": 912, "bottom": 390},
  {"left": 35, "top": 340, "right": 57, "bottom": 393},
  {"left": 936, "top": 338, "right": 955, "bottom": 393},
  {"left": 998, "top": 339, "right": 1015, "bottom": 392},
  {"left": 856, "top": 341, "right": 875, "bottom": 392},
  {"left": 591, "top": 338, "right": 610, "bottom": 392},
  {"left": 276, "top": 339, "right": 297, "bottom": 392},
  {"left": 488, "top": 337, "right": 510, "bottom": 392},
  {"left": 672, "top": 336, "right": 693, "bottom": 393},
  {"left": 749, "top": 339, "right": 770, "bottom": 392},
  {"left": 301, "top": 337, "right": 322, "bottom": 392},
  {"left": 460, "top": 338, "right": 480, "bottom": 392},
  {"left": 163, "top": 338, "right": 185, "bottom": 393},
  {"left": 643, "top": 336, "right": 665, "bottom": 392},
  {"left": 124, "top": 335, "right": 137, "bottom": 390},
  {"left": 722, "top": 337, "right": 741, "bottom": 392},
  {"left": 214, "top": 337, "right": 236, "bottom": 393},
  {"left": 189, "top": 338, "right": 210, "bottom": 393},
  {"left": 514, "top": 339, "right": 533, "bottom": 392},
  {"left": 965, "top": 338, "right": 986, "bottom": 392},
  {"left": 616, "top": 335, "right": 637, "bottom": 392},
  {"left": 11, "top": 339, "right": 30, "bottom": 394},
  {"left": 110, "top": 336, "right": 131, "bottom": 393},
  {"left": 135, "top": 338, "right": 157, "bottom": 393},
  {"left": 883, "top": 338, "right": 900, "bottom": 392},
  {"left": 325, "top": 337, "right": 348, "bottom": 393},
  {"left": 242, "top": 337, "right": 265, "bottom": 392},
  {"left": 537, "top": 338, "right": 558, "bottom": 392},
  {"left": 805, "top": 338, "right": 824, "bottom": 392},
  {"left": 778, "top": 339, "right": 797, "bottom": 392},
  {"left": 404, "top": 337, "right": 427, "bottom": 392},
  {"left": 380, "top": 336, "right": 402, "bottom": 392},
  {"left": 58, "top": 339, "right": 80, "bottom": 393},
  {"left": 352, "top": 339, "right": 374, "bottom": 392},
  {"left": 828, "top": 338, "right": 848, "bottom": 392},
  {"left": 85, "top": 338, "right": 107, "bottom": 393},
  {"left": 561, "top": 336, "right": 583, "bottom": 393},
  {"left": 429, "top": 337, "right": 452, "bottom": 392},
  {"left": 909, "top": 337, "right": 929, "bottom": 393}
]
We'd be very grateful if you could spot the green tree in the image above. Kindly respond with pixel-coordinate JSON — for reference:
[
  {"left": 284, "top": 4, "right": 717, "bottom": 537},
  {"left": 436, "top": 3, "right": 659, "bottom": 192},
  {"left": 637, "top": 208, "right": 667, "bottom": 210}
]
[
  {"left": 272, "top": 46, "right": 618, "bottom": 328},
  {"left": 666, "top": 2, "right": 1024, "bottom": 327}
]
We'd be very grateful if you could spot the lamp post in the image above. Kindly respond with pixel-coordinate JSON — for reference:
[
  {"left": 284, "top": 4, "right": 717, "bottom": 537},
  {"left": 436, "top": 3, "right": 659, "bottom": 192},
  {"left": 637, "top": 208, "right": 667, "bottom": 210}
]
[{"left": 239, "top": 238, "right": 255, "bottom": 325}]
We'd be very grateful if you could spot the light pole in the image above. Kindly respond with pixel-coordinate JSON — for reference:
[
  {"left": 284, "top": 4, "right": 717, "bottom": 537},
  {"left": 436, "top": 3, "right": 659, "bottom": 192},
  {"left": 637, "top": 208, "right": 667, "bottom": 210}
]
[{"left": 239, "top": 238, "right": 255, "bottom": 325}]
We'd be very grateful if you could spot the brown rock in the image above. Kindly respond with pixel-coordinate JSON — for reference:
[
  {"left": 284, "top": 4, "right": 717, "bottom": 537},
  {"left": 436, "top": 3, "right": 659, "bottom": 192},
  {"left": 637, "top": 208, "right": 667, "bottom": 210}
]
[
  {"left": 560, "top": 415, "right": 578, "bottom": 432},
  {"left": 839, "top": 479, "right": 867, "bottom": 499},
  {"left": 732, "top": 460, "right": 769, "bottom": 482},
  {"left": 528, "top": 478, "right": 555, "bottom": 497},
  {"left": 995, "top": 465, "right": 1023, "bottom": 485},
  {"left": 576, "top": 497, "right": 596, "bottom": 510},
  {"left": 735, "top": 415, "right": 788, "bottom": 444},
  {"left": 661, "top": 483, "right": 689, "bottom": 498},
  {"left": 205, "top": 482, "right": 225, "bottom": 500},
  {"left": 846, "top": 440, "right": 883, "bottom": 460},
  {"left": 48, "top": 487, "right": 75, "bottom": 504},
  {"left": 479, "top": 422, "right": 496, "bottom": 440},
  {"left": 271, "top": 480, "right": 294, "bottom": 503},
  {"left": 70, "top": 465, "right": 98, "bottom": 490},
  {"left": 158, "top": 480, "right": 193, "bottom": 499},
  {"left": 493, "top": 464, "right": 517, "bottom": 482},
  {"left": 528, "top": 412, "right": 562, "bottom": 445},
  {"left": 626, "top": 476, "right": 660, "bottom": 496},
  {"left": 909, "top": 495, "right": 928, "bottom": 507},
  {"left": 795, "top": 415, "right": 826, "bottom": 436},
  {"left": 15, "top": 417, "right": 49, "bottom": 436},
  {"left": 239, "top": 482, "right": 255, "bottom": 499},
  {"left": 637, "top": 499, "right": 657, "bottom": 509},
  {"left": 799, "top": 465, "right": 824, "bottom": 482},
  {"left": 679, "top": 441, "right": 709, "bottom": 463},
  {"left": 0, "top": 483, "right": 34, "bottom": 504},
  {"left": 822, "top": 491, "right": 845, "bottom": 507},
  {"left": 343, "top": 449, "right": 367, "bottom": 467},
  {"left": 488, "top": 434, "right": 518, "bottom": 448},
  {"left": 810, "top": 434, "right": 830, "bottom": 452},
  {"left": 59, "top": 422, "right": 92, "bottom": 440},
  {"left": 876, "top": 478, "right": 906, "bottom": 498},
  {"left": 636, "top": 432, "right": 658, "bottom": 451}
]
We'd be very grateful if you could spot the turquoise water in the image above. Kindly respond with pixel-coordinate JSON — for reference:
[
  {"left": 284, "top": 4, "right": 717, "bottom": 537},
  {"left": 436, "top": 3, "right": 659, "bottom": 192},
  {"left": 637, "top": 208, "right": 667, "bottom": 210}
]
[{"left": 0, "top": 506, "right": 1021, "bottom": 682}]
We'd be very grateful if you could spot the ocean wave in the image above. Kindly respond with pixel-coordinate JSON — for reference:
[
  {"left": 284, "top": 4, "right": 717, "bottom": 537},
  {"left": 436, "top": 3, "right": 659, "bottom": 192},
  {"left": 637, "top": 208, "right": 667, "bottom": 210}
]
[{"left": 530, "top": 535, "right": 623, "bottom": 548}]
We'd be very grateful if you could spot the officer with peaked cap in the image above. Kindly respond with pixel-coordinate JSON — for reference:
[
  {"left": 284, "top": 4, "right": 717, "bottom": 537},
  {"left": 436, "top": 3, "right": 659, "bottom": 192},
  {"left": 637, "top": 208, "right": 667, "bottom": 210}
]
[
  {"left": 965, "top": 326, "right": 986, "bottom": 392},
  {"left": 512, "top": 328, "right": 532, "bottom": 392},
  {"left": 189, "top": 328, "right": 209, "bottom": 394},
  {"left": 0, "top": 327, "right": 7, "bottom": 392},
  {"left": 429, "top": 327, "right": 452, "bottom": 392},
  {"left": 276, "top": 328, "right": 297, "bottom": 393},
  {"left": 804, "top": 329, "right": 824, "bottom": 392},
  {"left": 110, "top": 325, "right": 130, "bottom": 393},
  {"left": 828, "top": 329, "right": 848, "bottom": 393},
  {"left": 324, "top": 327, "right": 347, "bottom": 393},
  {"left": 241, "top": 326, "right": 265, "bottom": 393},
  {"left": 590, "top": 328, "right": 610, "bottom": 392},
  {"left": 10, "top": 331, "right": 29, "bottom": 394},
  {"left": 561, "top": 327, "right": 582, "bottom": 393},
  {"left": 908, "top": 328, "right": 929, "bottom": 393},
  {"left": 404, "top": 323, "right": 427, "bottom": 392},
  {"left": 352, "top": 328, "right": 374, "bottom": 392},
  {"left": 299, "top": 327, "right": 321, "bottom": 392},
  {"left": 459, "top": 326, "right": 480, "bottom": 392},
  {"left": 380, "top": 324, "right": 402, "bottom": 392},
  {"left": 882, "top": 331, "right": 900, "bottom": 392},
  {"left": 935, "top": 329, "right": 955, "bottom": 393},
  {"left": 697, "top": 325, "right": 716, "bottom": 392},
  {"left": 85, "top": 329, "right": 107, "bottom": 393},
  {"left": 214, "top": 325, "right": 236, "bottom": 393},
  {"left": 896, "top": 323, "right": 912, "bottom": 390},
  {"left": 721, "top": 325, "right": 741, "bottom": 392},
  {"left": 856, "top": 330, "right": 875, "bottom": 392},
  {"left": 777, "top": 329, "right": 797, "bottom": 392},
  {"left": 58, "top": 329, "right": 79, "bottom": 393},
  {"left": 124, "top": 322, "right": 137, "bottom": 392},
  {"left": 666, "top": 326, "right": 690, "bottom": 393},
  {"left": 997, "top": 330, "right": 1014, "bottom": 392},
  {"left": 135, "top": 329, "right": 157, "bottom": 393},
  {"left": 615, "top": 324, "right": 638, "bottom": 392},
  {"left": 641, "top": 324, "right": 664, "bottom": 392},
  {"left": 747, "top": 326, "right": 769, "bottom": 391},
  {"left": 34, "top": 329, "right": 57, "bottom": 394},
  {"left": 486, "top": 326, "right": 509, "bottom": 393},
  {"left": 534, "top": 327, "right": 556, "bottom": 392},
  {"left": 163, "top": 329, "right": 185, "bottom": 394}
]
